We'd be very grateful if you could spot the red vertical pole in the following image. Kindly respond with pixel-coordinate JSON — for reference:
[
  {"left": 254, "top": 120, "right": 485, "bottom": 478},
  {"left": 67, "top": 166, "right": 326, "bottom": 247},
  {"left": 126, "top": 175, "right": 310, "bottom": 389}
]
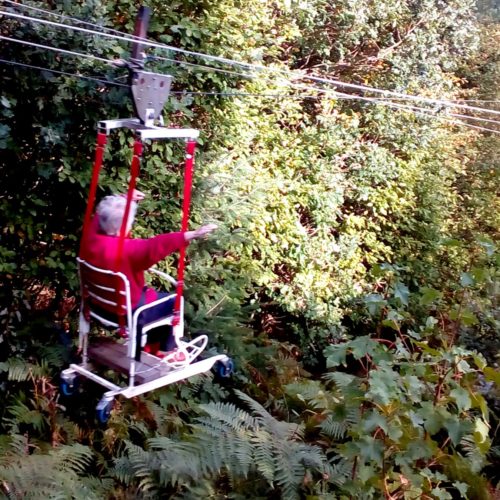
[
  {"left": 79, "top": 131, "right": 108, "bottom": 258},
  {"left": 173, "top": 139, "right": 196, "bottom": 323},
  {"left": 114, "top": 138, "right": 143, "bottom": 271}
]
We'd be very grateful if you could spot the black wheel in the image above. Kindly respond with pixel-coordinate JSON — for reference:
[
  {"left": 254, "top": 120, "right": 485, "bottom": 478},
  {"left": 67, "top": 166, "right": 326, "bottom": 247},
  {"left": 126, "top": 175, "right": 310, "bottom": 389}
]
[
  {"left": 96, "top": 399, "right": 114, "bottom": 424},
  {"left": 60, "top": 377, "right": 78, "bottom": 396},
  {"left": 216, "top": 358, "right": 234, "bottom": 378}
]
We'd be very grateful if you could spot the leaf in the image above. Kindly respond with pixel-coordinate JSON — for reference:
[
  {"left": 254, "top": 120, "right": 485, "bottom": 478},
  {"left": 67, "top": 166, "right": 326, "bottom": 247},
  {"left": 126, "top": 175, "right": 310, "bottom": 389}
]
[
  {"left": 444, "top": 415, "right": 470, "bottom": 445},
  {"left": 419, "top": 287, "right": 442, "bottom": 306},
  {"left": 367, "top": 366, "right": 401, "bottom": 405},
  {"left": 329, "top": 372, "right": 357, "bottom": 387},
  {"left": 473, "top": 418, "right": 490, "bottom": 444},
  {"left": 460, "top": 309, "right": 478, "bottom": 326},
  {"left": 483, "top": 367, "right": 500, "bottom": 386},
  {"left": 471, "top": 266, "right": 489, "bottom": 284},
  {"left": 356, "top": 436, "right": 384, "bottom": 462},
  {"left": 431, "top": 487, "right": 453, "bottom": 499},
  {"left": 350, "top": 336, "right": 378, "bottom": 360},
  {"left": 405, "top": 440, "right": 436, "bottom": 461},
  {"left": 452, "top": 481, "right": 469, "bottom": 498},
  {"left": 472, "top": 353, "right": 487, "bottom": 371},
  {"left": 364, "top": 293, "right": 387, "bottom": 315},
  {"left": 450, "top": 387, "right": 471, "bottom": 412},
  {"left": 420, "top": 402, "right": 447, "bottom": 434},
  {"left": 460, "top": 272, "right": 474, "bottom": 287},
  {"left": 441, "top": 238, "right": 462, "bottom": 247},
  {"left": 324, "top": 343, "right": 348, "bottom": 367},
  {"left": 477, "top": 237, "right": 495, "bottom": 257},
  {"left": 470, "top": 392, "right": 489, "bottom": 420},
  {"left": 393, "top": 281, "right": 409, "bottom": 306},
  {"left": 362, "top": 410, "right": 388, "bottom": 433}
]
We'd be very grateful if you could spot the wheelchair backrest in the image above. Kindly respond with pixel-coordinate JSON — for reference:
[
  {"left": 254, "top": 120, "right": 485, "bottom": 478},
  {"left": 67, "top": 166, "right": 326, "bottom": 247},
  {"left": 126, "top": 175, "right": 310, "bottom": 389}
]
[{"left": 77, "top": 257, "right": 132, "bottom": 329}]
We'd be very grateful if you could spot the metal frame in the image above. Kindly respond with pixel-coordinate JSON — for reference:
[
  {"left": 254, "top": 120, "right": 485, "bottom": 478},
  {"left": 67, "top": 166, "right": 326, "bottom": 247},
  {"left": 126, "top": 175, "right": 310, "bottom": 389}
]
[
  {"left": 98, "top": 119, "right": 199, "bottom": 141},
  {"left": 66, "top": 258, "right": 229, "bottom": 399}
]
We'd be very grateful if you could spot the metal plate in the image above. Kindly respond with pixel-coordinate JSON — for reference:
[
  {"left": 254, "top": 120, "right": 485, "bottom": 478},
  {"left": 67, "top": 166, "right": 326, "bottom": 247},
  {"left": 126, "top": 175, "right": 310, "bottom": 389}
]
[{"left": 131, "top": 71, "right": 172, "bottom": 124}]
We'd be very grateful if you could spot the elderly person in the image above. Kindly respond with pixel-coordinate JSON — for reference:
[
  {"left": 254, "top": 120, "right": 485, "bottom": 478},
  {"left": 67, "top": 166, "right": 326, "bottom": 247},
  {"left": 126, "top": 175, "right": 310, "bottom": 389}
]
[{"left": 82, "top": 191, "right": 216, "bottom": 356}]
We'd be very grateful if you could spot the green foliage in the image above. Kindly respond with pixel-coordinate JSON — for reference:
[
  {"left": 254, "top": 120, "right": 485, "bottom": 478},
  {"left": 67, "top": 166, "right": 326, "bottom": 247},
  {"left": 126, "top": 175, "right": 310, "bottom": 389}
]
[
  {"left": 319, "top": 275, "right": 495, "bottom": 498},
  {"left": 0, "top": 435, "right": 109, "bottom": 499},
  {"left": 112, "top": 390, "right": 330, "bottom": 498},
  {"left": 0, "top": 0, "right": 498, "bottom": 498}
]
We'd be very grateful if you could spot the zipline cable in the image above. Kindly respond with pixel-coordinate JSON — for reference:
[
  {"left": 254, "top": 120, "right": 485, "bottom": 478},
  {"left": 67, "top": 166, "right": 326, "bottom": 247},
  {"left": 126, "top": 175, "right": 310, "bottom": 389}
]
[
  {"left": 0, "top": 57, "right": 128, "bottom": 87},
  {"left": 2, "top": 56, "right": 499, "bottom": 136},
  {"left": 0, "top": 34, "right": 113, "bottom": 65},
  {"left": 1, "top": 0, "right": 500, "bottom": 109},
  {"left": 2, "top": 8, "right": 500, "bottom": 117},
  {"left": 291, "top": 82, "right": 500, "bottom": 128},
  {"left": 0, "top": 0, "right": 145, "bottom": 40},
  {"left": 148, "top": 54, "right": 256, "bottom": 80},
  {"left": 3, "top": 29, "right": 500, "bottom": 132},
  {"left": 0, "top": 57, "right": 356, "bottom": 99},
  {"left": 1, "top": 35, "right": 500, "bottom": 131}
]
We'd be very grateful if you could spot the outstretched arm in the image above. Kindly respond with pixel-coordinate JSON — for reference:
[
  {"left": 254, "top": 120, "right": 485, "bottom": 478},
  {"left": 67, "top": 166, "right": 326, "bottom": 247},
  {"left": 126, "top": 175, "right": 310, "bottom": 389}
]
[{"left": 184, "top": 224, "right": 218, "bottom": 242}]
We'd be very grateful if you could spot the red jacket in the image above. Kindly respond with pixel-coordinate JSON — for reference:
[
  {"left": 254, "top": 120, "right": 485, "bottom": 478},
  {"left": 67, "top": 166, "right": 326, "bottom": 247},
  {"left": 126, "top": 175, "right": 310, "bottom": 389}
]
[{"left": 82, "top": 217, "right": 186, "bottom": 307}]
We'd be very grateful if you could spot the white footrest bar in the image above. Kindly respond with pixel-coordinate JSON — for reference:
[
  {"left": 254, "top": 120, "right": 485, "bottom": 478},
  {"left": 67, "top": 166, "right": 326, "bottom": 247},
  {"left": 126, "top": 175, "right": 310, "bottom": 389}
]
[{"left": 120, "top": 354, "right": 229, "bottom": 398}]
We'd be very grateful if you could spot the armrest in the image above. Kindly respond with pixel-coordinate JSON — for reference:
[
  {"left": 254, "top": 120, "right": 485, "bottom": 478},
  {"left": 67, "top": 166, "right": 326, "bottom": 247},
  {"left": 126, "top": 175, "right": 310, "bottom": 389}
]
[{"left": 147, "top": 267, "right": 178, "bottom": 287}]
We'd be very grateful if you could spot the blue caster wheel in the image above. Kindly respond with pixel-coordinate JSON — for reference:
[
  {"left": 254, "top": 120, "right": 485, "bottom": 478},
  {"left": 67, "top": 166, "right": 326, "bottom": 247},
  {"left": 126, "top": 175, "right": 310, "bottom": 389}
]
[
  {"left": 216, "top": 358, "right": 234, "bottom": 378},
  {"left": 96, "top": 398, "right": 114, "bottom": 424},
  {"left": 60, "top": 377, "right": 78, "bottom": 396}
]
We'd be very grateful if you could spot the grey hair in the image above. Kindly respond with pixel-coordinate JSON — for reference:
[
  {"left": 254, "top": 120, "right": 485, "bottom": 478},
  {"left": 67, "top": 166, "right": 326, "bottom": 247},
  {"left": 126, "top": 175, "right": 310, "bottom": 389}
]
[{"left": 96, "top": 195, "right": 137, "bottom": 236}]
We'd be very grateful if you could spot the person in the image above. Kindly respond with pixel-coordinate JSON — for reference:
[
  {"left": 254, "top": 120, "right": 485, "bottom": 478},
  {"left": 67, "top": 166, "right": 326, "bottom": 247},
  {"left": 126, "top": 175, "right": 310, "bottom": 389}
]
[{"left": 81, "top": 190, "right": 216, "bottom": 356}]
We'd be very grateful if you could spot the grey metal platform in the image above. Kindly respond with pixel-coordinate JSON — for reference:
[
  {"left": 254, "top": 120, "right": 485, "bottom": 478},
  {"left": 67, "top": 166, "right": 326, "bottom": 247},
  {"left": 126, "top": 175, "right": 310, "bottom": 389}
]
[{"left": 87, "top": 339, "right": 165, "bottom": 384}]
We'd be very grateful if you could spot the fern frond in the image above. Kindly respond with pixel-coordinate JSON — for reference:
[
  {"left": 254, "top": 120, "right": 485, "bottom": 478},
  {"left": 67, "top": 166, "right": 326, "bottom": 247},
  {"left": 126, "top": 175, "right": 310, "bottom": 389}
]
[
  {"left": 197, "top": 401, "right": 257, "bottom": 432},
  {"left": 328, "top": 457, "right": 353, "bottom": 486},
  {"left": 4, "top": 400, "right": 45, "bottom": 433},
  {"left": 0, "top": 444, "right": 104, "bottom": 499},
  {"left": 459, "top": 435, "right": 487, "bottom": 473},
  {"left": 273, "top": 443, "right": 303, "bottom": 500},
  {"left": 38, "top": 345, "right": 67, "bottom": 368},
  {"left": 49, "top": 444, "right": 93, "bottom": 473},
  {"left": 319, "top": 416, "right": 350, "bottom": 440},
  {"left": 1, "top": 358, "right": 48, "bottom": 382},
  {"left": 251, "top": 430, "right": 275, "bottom": 482},
  {"left": 324, "top": 371, "right": 358, "bottom": 387},
  {"left": 234, "top": 389, "right": 276, "bottom": 423},
  {"left": 0, "top": 434, "right": 27, "bottom": 462},
  {"left": 286, "top": 379, "right": 343, "bottom": 411}
]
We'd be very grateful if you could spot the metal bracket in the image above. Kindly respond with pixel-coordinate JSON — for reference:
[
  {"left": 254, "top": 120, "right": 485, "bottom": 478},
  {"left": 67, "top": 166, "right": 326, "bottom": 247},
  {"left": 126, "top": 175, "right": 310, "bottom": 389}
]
[
  {"left": 127, "top": 6, "right": 172, "bottom": 125},
  {"left": 131, "top": 71, "right": 172, "bottom": 126}
]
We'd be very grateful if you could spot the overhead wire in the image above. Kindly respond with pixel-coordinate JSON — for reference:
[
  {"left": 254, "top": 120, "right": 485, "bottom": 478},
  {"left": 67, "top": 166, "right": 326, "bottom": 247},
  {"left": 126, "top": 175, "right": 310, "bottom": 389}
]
[
  {"left": 0, "top": 34, "right": 113, "bottom": 65},
  {"left": 148, "top": 54, "right": 256, "bottom": 80},
  {"left": 282, "top": 75, "right": 500, "bottom": 129},
  {"left": 0, "top": 0, "right": 144, "bottom": 40},
  {"left": 3, "top": 31, "right": 499, "bottom": 131},
  {"left": 1, "top": 5, "right": 499, "bottom": 134},
  {"left": 2, "top": 37, "right": 500, "bottom": 134},
  {"left": 0, "top": 57, "right": 349, "bottom": 99},
  {"left": 0, "top": 57, "right": 128, "bottom": 87},
  {"left": 291, "top": 82, "right": 500, "bottom": 129},
  {"left": 2, "top": 7, "right": 500, "bottom": 118},
  {"left": 2, "top": 55, "right": 499, "bottom": 136}
]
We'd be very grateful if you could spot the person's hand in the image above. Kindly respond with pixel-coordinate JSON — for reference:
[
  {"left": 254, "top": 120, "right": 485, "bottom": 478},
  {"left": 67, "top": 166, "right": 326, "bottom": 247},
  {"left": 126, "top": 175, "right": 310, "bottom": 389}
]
[
  {"left": 120, "top": 189, "right": 145, "bottom": 202},
  {"left": 184, "top": 224, "right": 217, "bottom": 242}
]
